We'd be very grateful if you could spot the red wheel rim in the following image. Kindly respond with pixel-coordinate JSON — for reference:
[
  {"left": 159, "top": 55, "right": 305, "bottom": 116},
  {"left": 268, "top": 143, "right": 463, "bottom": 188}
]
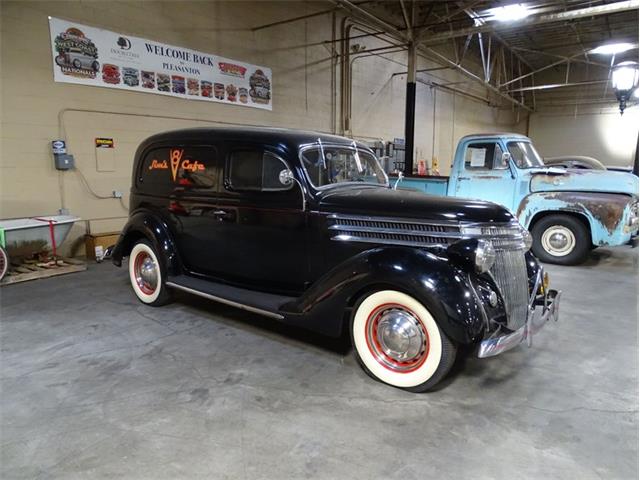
[
  {"left": 364, "top": 303, "right": 430, "bottom": 374},
  {"left": 133, "top": 251, "right": 157, "bottom": 295}
]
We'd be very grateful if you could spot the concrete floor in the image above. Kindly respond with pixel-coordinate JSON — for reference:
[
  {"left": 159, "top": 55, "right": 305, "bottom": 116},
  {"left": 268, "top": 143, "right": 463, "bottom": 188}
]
[{"left": 1, "top": 248, "right": 637, "bottom": 479}]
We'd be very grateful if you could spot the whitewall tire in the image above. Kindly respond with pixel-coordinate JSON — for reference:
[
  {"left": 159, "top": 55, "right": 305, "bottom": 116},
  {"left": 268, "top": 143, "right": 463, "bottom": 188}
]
[
  {"left": 351, "top": 290, "right": 456, "bottom": 392},
  {"left": 128, "top": 240, "right": 172, "bottom": 306}
]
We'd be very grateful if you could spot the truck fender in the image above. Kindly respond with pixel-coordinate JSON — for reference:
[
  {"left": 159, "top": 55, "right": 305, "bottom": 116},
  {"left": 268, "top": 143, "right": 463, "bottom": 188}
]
[
  {"left": 111, "top": 210, "right": 182, "bottom": 275},
  {"left": 282, "top": 246, "right": 486, "bottom": 344},
  {"left": 516, "top": 191, "right": 630, "bottom": 244}
]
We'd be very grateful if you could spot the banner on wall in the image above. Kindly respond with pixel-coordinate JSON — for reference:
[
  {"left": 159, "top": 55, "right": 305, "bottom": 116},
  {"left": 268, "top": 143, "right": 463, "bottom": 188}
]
[{"left": 48, "top": 17, "right": 272, "bottom": 110}]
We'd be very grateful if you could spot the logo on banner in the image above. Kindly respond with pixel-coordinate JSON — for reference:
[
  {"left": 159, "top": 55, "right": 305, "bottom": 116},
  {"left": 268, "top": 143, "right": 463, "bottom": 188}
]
[
  {"left": 219, "top": 62, "right": 246, "bottom": 78},
  {"left": 53, "top": 27, "right": 99, "bottom": 78},
  {"left": 117, "top": 36, "right": 131, "bottom": 50}
]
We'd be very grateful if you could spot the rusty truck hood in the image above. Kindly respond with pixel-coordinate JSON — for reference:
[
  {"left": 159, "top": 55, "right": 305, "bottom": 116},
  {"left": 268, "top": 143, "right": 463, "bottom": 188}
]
[{"left": 529, "top": 168, "right": 638, "bottom": 197}]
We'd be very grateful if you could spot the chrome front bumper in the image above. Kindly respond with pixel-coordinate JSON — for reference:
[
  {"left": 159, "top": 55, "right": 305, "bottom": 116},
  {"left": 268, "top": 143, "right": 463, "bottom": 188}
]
[{"left": 477, "top": 271, "right": 561, "bottom": 358}]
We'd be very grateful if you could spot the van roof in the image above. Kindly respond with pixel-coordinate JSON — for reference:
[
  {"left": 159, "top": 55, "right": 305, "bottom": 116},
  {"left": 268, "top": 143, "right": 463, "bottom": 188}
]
[{"left": 138, "top": 127, "right": 371, "bottom": 154}]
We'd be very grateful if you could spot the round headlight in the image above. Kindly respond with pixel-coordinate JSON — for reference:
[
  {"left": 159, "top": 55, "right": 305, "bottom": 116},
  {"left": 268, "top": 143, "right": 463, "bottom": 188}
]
[
  {"left": 522, "top": 229, "right": 533, "bottom": 251},
  {"left": 475, "top": 240, "right": 496, "bottom": 273}
]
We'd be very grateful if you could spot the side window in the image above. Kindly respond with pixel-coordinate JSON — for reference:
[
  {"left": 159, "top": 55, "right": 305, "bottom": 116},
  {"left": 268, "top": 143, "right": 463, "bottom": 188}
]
[
  {"left": 227, "top": 150, "right": 292, "bottom": 192},
  {"left": 464, "top": 142, "right": 505, "bottom": 170},
  {"left": 138, "top": 146, "right": 219, "bottom": 194}
]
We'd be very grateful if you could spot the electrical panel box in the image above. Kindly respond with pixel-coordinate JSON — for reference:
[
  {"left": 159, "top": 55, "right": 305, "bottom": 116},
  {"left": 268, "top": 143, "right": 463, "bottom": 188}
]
[{"left": 55, "top": 154, "right": 75, "bottom": 170}]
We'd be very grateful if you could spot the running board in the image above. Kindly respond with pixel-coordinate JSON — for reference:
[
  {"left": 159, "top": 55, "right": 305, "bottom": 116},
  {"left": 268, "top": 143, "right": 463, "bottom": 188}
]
[{"left": 166, "top": 275, "right": 296, "bottom": 320}]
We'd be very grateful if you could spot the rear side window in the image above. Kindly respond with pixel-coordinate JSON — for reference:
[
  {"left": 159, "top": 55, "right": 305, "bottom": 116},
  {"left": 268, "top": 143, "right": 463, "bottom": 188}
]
[
  {"left": 138, "top": 146, "right": 218, "bottom": 194},
  {"left": 464, "top": 142, "right": 504, "bottom": 170},
  {"left": 227, "top": 150, "right": 292, "bottom": 192}
]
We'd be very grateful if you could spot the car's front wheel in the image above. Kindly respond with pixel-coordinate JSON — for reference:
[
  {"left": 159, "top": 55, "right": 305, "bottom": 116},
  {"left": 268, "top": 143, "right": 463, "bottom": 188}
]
[
  {"left": 350, "top": 290, "right": 456, "bottom": 392},
  {"left": 128, "top": 239, "right": 172, "bottom": 306}
]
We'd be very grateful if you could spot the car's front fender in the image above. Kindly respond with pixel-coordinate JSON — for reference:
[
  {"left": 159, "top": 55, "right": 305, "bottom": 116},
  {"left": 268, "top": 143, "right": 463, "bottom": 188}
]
[
  {"left": 516, "top": 191, "right": 635, "bottom": 246},
  {"left": 281, "top": 246, "right": 487, "bottom": 344}
]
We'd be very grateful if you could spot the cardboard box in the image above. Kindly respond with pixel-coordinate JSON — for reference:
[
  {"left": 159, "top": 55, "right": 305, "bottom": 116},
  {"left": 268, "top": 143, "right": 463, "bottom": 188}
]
[{"left": 85, "top": 231, "right": 120, "bottom": 261}]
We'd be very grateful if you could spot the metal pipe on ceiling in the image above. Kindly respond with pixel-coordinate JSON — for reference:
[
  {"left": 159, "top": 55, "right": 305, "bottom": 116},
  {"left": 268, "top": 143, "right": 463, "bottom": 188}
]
[
  {"left": 251, "top": 8, "right": 337, "bottom": 31},
  {"left": 422, "top": 47, "right": 533, "bottom": 111},
  {"left": 331, "top": 0, "right": 409, "bottom": 42},
  {"left": 506, "top": 79, "right": 608, "bottom": 93},
  {"left": 499, "top": 52, "right": 586, "bottom": 88}
]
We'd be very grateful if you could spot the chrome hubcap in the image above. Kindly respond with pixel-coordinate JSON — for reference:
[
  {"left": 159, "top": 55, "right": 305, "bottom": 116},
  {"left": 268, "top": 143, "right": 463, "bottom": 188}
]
[
  {"left": 377, "top": 311, "right": 424, "bottom": 362},
  {"left": 135, "top": 253, "right": 158, "bottom": 294},
  {"left": 366, "top": 305, "right": 428, "bottom": 373},
  {"left": 541, "top": 226, "right": 576, "bottom": 257}
]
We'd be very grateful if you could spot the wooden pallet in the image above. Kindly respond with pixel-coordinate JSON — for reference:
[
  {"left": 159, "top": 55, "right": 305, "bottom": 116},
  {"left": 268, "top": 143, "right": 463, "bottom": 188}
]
[{"left": 0, "top": 257, "right": 86, "bottom": 286}]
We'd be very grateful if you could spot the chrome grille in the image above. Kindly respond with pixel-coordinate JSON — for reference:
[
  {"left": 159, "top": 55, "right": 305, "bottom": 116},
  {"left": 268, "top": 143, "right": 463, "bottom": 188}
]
[{"left": 490, "top": 248, "right": 529, "bottom": 330}]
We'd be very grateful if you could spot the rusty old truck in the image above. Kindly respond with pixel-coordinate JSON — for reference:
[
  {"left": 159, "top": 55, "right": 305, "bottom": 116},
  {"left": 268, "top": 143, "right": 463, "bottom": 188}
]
[{"left": 396, "top": 133, "right": 638, "bottom": 265}]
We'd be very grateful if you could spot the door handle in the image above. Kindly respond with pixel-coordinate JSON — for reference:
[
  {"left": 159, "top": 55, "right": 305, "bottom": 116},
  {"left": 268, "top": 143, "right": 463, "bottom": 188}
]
[{"left": 458, "top": 176, "right": 470, "bottom": 181}]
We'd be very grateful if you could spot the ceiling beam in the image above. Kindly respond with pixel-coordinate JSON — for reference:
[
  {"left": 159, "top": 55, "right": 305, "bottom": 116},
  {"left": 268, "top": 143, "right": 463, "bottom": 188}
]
[
  {"left": 420, "top": 1, "right": 639, "bottom": 45},
  {"left": 422, "top": 47, "right": 533, "bottom": 111}
]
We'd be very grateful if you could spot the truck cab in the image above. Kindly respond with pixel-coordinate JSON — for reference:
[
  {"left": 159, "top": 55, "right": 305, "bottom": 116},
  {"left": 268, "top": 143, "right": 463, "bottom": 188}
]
[{"left": 400, "top": 133, "right": 639, "bottom": 265}]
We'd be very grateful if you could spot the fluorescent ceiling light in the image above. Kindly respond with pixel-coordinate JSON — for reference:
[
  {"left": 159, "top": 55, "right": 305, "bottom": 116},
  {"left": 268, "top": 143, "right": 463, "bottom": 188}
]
[
  {"left": 487, "top": 4, "right": 531, "bottom": 22},
  {"left": 590, "top": 43, "right": 636, "bottom": 55}
]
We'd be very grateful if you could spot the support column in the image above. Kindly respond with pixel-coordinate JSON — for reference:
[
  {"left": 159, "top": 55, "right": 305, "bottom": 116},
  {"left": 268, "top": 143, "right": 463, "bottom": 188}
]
[{"left": 404, "top": 42, "right": 417, "bottom": 176}]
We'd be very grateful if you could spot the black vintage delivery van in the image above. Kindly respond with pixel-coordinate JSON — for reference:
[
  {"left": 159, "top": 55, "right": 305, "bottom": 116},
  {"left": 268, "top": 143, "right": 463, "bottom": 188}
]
[{"left": 111, "top": 127, "right": 560, "bottom": 392}]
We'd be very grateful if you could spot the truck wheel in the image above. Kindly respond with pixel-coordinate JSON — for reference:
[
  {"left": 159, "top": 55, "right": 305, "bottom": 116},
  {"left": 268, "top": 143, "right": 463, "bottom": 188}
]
[
  {"left": 128, "top": 239, "right": 172, "bottom": 306},
  {"left": 531, "top": 214, "right": 590, "bottom": 265},
  {"left": 350, "top": 290, "right": 456, "bottom": 393}
]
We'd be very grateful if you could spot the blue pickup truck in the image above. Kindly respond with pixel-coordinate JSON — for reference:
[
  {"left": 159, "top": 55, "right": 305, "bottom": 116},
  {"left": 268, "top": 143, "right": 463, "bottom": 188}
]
[{"left": 398, "top": 133, "right": 638, "bottom": 265}]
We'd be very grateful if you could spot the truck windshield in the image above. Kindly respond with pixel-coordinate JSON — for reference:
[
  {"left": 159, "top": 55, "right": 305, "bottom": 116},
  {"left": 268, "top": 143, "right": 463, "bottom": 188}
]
[
  {"left": 507, "top": 141, "right": 545, "bottom": 168},
  {"left": 300, "top": 143, "right": 388, "bottom": 188}
]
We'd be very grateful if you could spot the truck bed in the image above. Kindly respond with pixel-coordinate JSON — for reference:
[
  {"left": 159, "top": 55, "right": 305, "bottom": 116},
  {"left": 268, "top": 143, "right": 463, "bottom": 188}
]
[{"left": 389, "top": 174, "right": 450, "bottom": 196}]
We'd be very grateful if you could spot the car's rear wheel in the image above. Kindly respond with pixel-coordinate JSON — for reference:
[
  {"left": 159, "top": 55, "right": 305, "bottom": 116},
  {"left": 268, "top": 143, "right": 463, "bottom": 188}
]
[
  {"left": 128, "top": 239, "right": 172, "bottom": 306},
  {"left": 350, "top": 290, "right": 456, "bottom": 392},
  {"left": 531, "top": 214, "right": 590, "bottom": 265}
]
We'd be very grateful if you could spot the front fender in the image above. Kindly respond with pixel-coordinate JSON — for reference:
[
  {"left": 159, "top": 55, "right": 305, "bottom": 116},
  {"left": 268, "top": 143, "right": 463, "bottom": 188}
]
[
  {"left": 516, "top": 191, "right": 634, "bottom": 246},
  {"left": 282, "top": 246, "right": 486, "bottom": 344},
  {"left": 111, "top": 210, "right": 182, "bottom": 275}
]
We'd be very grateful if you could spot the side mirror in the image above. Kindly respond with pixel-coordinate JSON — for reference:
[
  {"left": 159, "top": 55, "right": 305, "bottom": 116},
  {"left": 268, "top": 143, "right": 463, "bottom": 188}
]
[
  {"left": 502, "top": 152, "right": 516, "bottom": 178},
  {"left": 279, "top": 169, "right": 294, "bottom": 186}
]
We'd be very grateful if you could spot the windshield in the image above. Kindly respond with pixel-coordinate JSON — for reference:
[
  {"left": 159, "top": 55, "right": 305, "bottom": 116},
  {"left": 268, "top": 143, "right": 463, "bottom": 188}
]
[
  {"left": 507, "top": 141, "right": 545, "bottom": 168},
  {"left": 300, "top": 143, "right": 388, "bottom": 188}
]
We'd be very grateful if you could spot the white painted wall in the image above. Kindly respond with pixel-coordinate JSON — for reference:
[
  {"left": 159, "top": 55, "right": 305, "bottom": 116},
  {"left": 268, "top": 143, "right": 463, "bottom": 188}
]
[{"left": 527, "top": 105, "right": 639, "bottom": 168}]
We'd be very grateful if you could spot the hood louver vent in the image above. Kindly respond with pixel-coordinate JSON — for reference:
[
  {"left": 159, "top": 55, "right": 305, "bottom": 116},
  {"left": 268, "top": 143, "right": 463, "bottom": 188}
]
[{"left": 328, "top": 214, "right": 462, "bottom": 248}]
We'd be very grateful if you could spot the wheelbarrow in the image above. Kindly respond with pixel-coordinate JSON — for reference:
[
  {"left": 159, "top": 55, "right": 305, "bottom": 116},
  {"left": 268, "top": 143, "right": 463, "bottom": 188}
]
[{"left": 0, "top": 215, "right": 80, "bottom": 280}]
